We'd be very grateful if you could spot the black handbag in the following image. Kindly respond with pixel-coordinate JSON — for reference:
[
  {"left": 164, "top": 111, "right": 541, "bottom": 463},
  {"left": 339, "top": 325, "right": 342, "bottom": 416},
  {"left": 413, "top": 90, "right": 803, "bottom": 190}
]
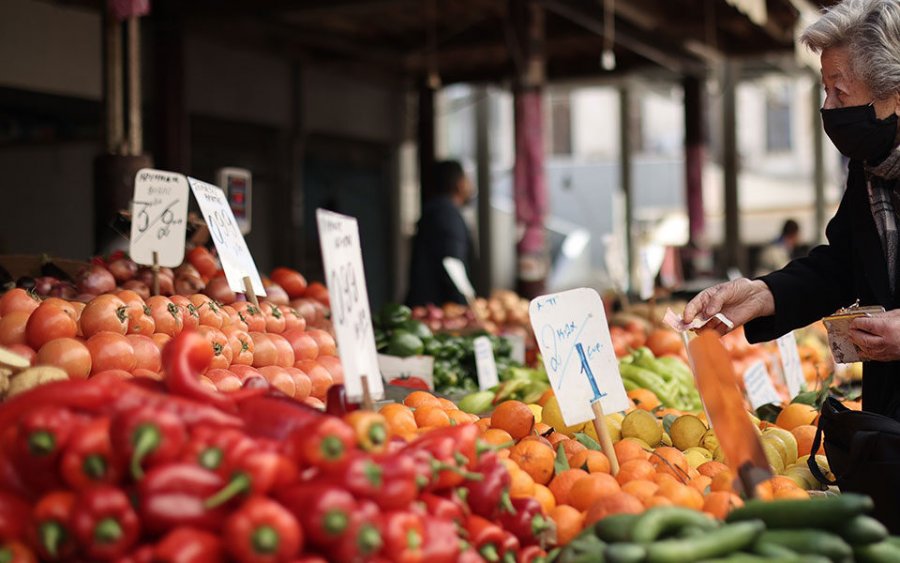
[{"left": 809, "top": 396, "right": 900, "bottom": 533}]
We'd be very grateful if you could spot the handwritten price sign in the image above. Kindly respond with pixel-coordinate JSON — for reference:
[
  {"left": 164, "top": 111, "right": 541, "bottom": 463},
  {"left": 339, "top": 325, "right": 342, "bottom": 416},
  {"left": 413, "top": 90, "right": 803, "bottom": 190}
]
[
  {"left": 316, "top": 209, "right": 383, "bottom": 401},
  {"left": 776, "top": 332, "right": 805, "bottom": 398},
  {"left": 130, "top": 169, "right": 188, "bottom": 268},
  {"left": 188, "top": 177, "right": 266, "bottom": 297},
  {"left": 529, "top": 288, "right": 630, "bottom": 427}
]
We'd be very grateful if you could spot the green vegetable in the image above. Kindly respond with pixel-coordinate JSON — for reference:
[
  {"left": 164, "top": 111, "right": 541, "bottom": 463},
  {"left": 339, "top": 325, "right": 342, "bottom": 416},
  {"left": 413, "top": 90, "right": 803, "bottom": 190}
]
[
  {"left": 726, "top": 494, "right": 873, "bottom": 529},
  {"left": 398, "top": 319, "right": 433, "bottom": 341},
  {"left": 604, "top": 543, "right": 646, "bottom": 563},
  {"left": 457, "top": 391, "right": 495, "bottom": 414},
  {"left": 386, "top": 331, "right": 425, "bottom": 358},
  {"left": 593, "top": 514, "right": 640, "bottom": 543},
  {"left": 645, "top": 520, "right": 765, "bottom": 563},
  {"left": 557, "top": 532, "right": 607, "bottom": 563},
  {"left": 755, "top": 529, "right": 851, "bottom": 560},
  {"left": 753, "top": 541, "right": 799, "bottom": 558},
  {"left": 631, "top": 507, "right": 718, "bottom": 543},
  {"left": 835, "top": 515, "right": 888, "bottom": 546},
  {"left": 380, "top": 303, "right": 412, "bottom": 328},
  {"left": 854, "top": 540, "right": 900, "bottom": 563}
]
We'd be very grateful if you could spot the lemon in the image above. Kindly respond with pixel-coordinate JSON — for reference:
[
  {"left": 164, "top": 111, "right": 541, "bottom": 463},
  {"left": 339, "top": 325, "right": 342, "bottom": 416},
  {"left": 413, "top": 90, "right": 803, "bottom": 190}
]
[
  {"left": 762, "top": 428, "right": 798, "bottom": 466},
  {"left": 621, "top": 410, "right": 662, "bottom": 447},
  {"left": 700, "top": 429, "right": 720, "bottom": 452},
  {"left": 541, "top": 395, "right": 585, "bottom": 437},
  {"left": 684, "top": 448, "right": 710, "bottom": 468},
  {"left": 762, "top": 440, "right": 785, "bottom": 474},
  {"left": 670, "top": 415, "right": 707, "bottom": 451},
  {"left": 528, "top": 404, "right": 543, "bottom": 424}
]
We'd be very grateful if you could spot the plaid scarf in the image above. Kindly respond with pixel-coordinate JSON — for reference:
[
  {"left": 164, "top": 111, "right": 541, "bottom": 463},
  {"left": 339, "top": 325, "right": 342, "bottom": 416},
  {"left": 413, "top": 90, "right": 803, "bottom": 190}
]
[{"left": 866, "top": 150, "right": 900, "bottom": 293}]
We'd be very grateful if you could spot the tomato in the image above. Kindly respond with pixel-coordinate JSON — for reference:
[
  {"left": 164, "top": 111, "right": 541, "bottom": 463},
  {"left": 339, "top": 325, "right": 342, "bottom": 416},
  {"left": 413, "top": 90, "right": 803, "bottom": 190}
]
[
  {"left": 270, "top": 267, "right": 308, "bottom": 299},
  {"left": 127, "top": 334, "right": 162, "bottom": 373},
  {"left": 260, "top": 302, "right": 286, "bottom": 334},
  {"left": 233, "top": 302, "right": 265, "bottom": 332},
  {"left": 41, "top": 298, "right": 79, "bottom": 321},
  {"left": 146, "top": 296, "right": 184, "bottom": 337},
  {"left": 304, "top": 282, "right": 330, "bottom": 307},
  {"left": 36, "top": 337, "right": 91, "bottom": 379},
  {"left": 389, "top": 377, "right": 430, "bottom": 390},
  {"left": 257, "top": 365, "right": 296, "bottom": 397},
  {"left": 220, "top": 306, "right": 247, "bottom": 332},
  {"left": 282, "top": 307, "right": 306, "bottom": 332},
  {"left": 316, "top": 355, "right": 344, "bottom": 384},
  {"left": 268, "top": 333, "right": 295, "bottom": 368},
  {"left": 204, "top": 276, "right": 236, "bottom": 305},
  {"left": 0, "top": 311, "right": 30, "bottom": 346},
  {"left": 282, "top": 329, "right": 319, "bottom": 362},
  {"left": 79, "top": 295, "right": 128, "bottom": 337},
  {"left": 117, "top": 290, "right": 155, "bottom": 335},
  {"left": 285, "top": 367, "right": 312, "bottom": 400},
  {"left": 206, "top": 369, "right": 242, "bottom": 393},
  {"left": 132, "top": 368, "right": 163, "bottom": 381},
  {"left": 86, "top": 332, "right": 136, "bottom": 374},
  {"left": 0, "top": 288, "right": 40, "bottom": 316},
  {"left": 171, "top": 295, "right": 200, "bottom": 330},
  {"left": 229, "top": 364, "right": 263, "bottom": 382},
  {"left": 191, "top": 294, "right": 225, "bottom": 330},
  {"left": 188, "top": 247, "right": 220, "bottom": 278},
  {"left": 151, "top": 333, "right": 172, "bottom": 352},
  {"left": 306, "top": 329, "right": 337, "bottom": 356},
  {"left": 197, "top": 326, "right": 232, "bottom": 370},
  {"left": 223, "top": 326, "right": 254, "bottom": 366},
  {"left": 25, "top": 303, "right": 78, "bottom": 349},
  {"left": 5, "top": 343, "right": 36, "bottom": 365},
  {"left": 250, "top": 332, "right": 277, "bottom": 368}
]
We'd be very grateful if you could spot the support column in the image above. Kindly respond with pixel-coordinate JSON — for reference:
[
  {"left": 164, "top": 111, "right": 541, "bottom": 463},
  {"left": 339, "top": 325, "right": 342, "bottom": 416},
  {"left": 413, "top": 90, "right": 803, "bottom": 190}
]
[
  {"left": 511, "top": 0, "right": 548, "bottom": 298},
  {"left": 417, "top": 83, "right": 436, "bottom": 207},
  {"left": 619, "top": 83, "right": 635, "bottom": 293},
  {"left": 153, "top": 0, "right": 188, "bottom": 172},
  {"left": 811, "top": 75, "right": 826, "bottom": 243},
  {"left": 475, "top": 86, "right": 493, "bottom": 295},
  {"left": 683, "top": 74, "right": 705, "bottom": 245},
  {"left": 721, "top": 59, "right": 744, "bottom": 273}
]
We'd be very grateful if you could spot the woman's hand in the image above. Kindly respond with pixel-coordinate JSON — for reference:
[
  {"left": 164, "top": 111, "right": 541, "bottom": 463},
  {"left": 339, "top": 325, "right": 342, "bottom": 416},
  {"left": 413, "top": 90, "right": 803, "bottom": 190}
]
[
  {"left": 850, "top": 309, "right": 900, "bottom": 362},
  {"left": 683, "top": 278, "right": 775, "bottom": 335}
]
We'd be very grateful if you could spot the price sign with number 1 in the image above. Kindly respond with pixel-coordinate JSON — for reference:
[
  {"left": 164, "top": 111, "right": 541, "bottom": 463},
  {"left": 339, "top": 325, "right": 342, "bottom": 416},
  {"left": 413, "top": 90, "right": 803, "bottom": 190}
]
[
  {"left": 316, "top": 209, "right": 384, "bottom": 402},
  {"left": 130, "top": 169, "right": 188, "bottom": 268}
]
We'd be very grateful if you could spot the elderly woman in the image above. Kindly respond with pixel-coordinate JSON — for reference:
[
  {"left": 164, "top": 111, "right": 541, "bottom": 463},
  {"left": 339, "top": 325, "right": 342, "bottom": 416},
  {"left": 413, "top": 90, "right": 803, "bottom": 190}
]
[{"left": 684, "top": 0, "right": 900, "bottom": 417}]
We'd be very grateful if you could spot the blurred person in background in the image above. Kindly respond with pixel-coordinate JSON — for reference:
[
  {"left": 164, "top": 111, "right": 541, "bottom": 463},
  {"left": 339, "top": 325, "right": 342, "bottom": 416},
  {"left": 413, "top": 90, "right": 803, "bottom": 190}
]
[
  {"left": 755, "top": 219, "right": 801, "bottom": 276},
  {"left": 684, "top": 0, "right": 900, "bottom": 418},
  {"left": 406, "top": 160, "right": 475, "bottom": 307}
]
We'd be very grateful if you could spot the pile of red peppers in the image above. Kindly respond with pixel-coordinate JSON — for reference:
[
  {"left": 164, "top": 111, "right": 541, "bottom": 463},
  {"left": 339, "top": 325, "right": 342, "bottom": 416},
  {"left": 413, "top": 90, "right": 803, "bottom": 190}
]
[{"left": 0, "top": 330, "right": 554, "bottom": 563}]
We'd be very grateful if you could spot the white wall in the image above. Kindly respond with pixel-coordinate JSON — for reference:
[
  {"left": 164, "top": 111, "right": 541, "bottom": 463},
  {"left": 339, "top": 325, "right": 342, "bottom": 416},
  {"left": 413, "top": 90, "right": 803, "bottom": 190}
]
[
  {"left": 0, "top": 0, "right": 101, "bottom": 100},
  {"left": 571, "top": 88, "right": 619, "bottom": 159}
]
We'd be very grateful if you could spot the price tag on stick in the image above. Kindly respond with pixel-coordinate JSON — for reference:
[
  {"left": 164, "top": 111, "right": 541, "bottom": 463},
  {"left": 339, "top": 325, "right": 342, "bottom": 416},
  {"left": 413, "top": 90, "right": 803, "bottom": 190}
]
[
  {"left": 743, "top": 361, "right": 781, "bottom": 410},
  {"left": 316, "top": 209, "right": 384, "bottom": 402},
  {"left": 474, "top": 336, "right": 499, "bottom": 390},
  {"left": 776, "top": 332, "right": 805, "bottom": 398},
  {"left": 130, "top": 169, "right": 188, "bottom": 268},
  {"left": 188, "top": 177, "right": 266, "bottom": 298}
]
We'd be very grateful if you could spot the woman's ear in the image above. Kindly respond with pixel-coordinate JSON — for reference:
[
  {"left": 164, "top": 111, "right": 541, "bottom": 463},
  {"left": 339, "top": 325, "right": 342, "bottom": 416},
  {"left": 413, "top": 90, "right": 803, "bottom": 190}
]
[{"left": 894, "top": 92, "right": 900, "bottom": 117}]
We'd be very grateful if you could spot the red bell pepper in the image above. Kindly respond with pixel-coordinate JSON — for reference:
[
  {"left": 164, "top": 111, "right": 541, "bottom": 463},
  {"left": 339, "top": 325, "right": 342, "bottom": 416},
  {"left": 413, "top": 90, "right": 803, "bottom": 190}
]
[
  {"left": 464, "top": 515, "right": 505, "bottom": 563},
  {"left": 324, "top": 513, "right": 383, "bottom": 563},
  {"left": 500, "top": 532, "right": 520, "bottom": 563},
  {"left": 115, "top": 545, "right": 154, "bottom": 563},
  {"left": 518, "top": 545, "right": 549, "bottom": 563},
  {"left": 163, "top": 328, "right": 235, "bottom": 411},
  {"left": 112, "top": 406, "right": 187, "bottom": 479},
  {"left": 153, "top": 527, "right": 224, "bottom": 563},
  {"left": 497, "top": 497, "right": 552, "bottom": 548},
  {"left": 276, "top": 484, "right": 357, "bottom": 548},
  {"left": 182, "top": 427, "right": 255, "bottom": 479},
  {"left": 380, "top": 511, "right": 425, "bottom": 563},
  {"left": 60, "top": 417, "right": 121, "bottom": 490},
  {"left": 0, "top": 491, "right": 30, "bottom": 542},
  {"left": 222, "top": 497, "right": 302, "bottom": 563},
  {"left": 0, "top": 541, "right": 37, "bottom": 563},
  {"left": 138, "top": 464, "right": 228, "bottom": 535},
  {"left": 343, "top": 411, "right": 389, "bottom": 453},
  {"left": 463, "top": 452, "right": 514, "bottom": 519},
  {"left": 236, "top": 396, "right": 322, "bottom": 442},
  {"left": 405, "top": 425, "right": 483, "bottom": 491},
  {"left": 71, "top": 485, "right": 140, "bottom": 561},
  {"left": 324, "top": 384, "right": 359, "bottom": 417},
  {"left": 14, "top": 406, "right": 81, "bottom": 494},
  {"left": 0, "top": 430, "right": 30, "bottom": 500},
  {"left": 290, "top": 416, "right": 356, "bottom": 471},
  {"left": 204, "top": 451, "right": 297, "bottom": 509},
  {"left": 29, "top": 491, "right": 76, "bottom": 561},
  {"left": 420, "top": 517, "right": 462, "bottom": 563},
  {"left": 287, "top": 557, "right": 328, "bottom": 563}
]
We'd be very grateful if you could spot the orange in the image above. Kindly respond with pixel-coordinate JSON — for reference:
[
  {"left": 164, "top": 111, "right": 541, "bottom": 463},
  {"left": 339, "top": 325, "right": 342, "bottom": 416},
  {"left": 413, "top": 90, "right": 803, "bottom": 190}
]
[
  {"left": 616, "top": 459, "right": 656, "bottom": 485},
  {"left": 547, "top": 432, "right": 567, "bottom": 447},
  {"left": 382, "top": 408, "right": 417, "bottom": 436},
  {"left": 414, "top": 405, "right": 451, "bottom": 428},
  {"left": 569, "top": 450, "right": 611, "bottom": 474},
  {"left": 698, "top": 461, "right": 729, "bottom": 479},
  {"left": 621, "top": 479, "right": 659, "bottom": 504},
  {"left": 446, "top": 410, "right": 471, "bottom": 425},
  {"left": 482, "top": 428, "right": 514, "bottom": 447},
  {"left": 509, "top": 468, "right": 536, "bottom": 499},
  {"left": 649, "top": 447, "right": 691, "bottom": 482},
  {"left": 549, "top": 468, "right": 589, "bottom": 506},
  {"left": 658, "top": 481, "right": 704, "bottom": 510},
  {"left": 533, "top": 484, "right": 557, "bottom": 514},
  {"left": 703, "top": 491, "right": 744, "bottom": 519},
  {"left": 584, "top": 492, "right": 644, "bottom": 525},
  {"left": 765, "top": 475, "right": 810, "bottom": 500},
  {"left": 404, "top": 391, "right": 440, "bottom": 409},
  {"left": 791, "top": 424, "right": 824, "bottom": 456},
  {"left": 519, "top": 435, "right": 555, "bottom": 450},
  {"left": 568, "top": 473, "right": 621, "bottom": 512},
  {"left": 378, "top": 403, "right": 410, "bottom": 416},
  {"left": 653, "top": 473, "right": 681, "bottom": 487},
  {"left": 688, "top": 475, "right": 712, "bottom": 494},
  {"left": 537, "top": 389, "right": 555, "bottom": 407},
  {"left": 534, "top": 422, "right": 552, "bottom": 436},
  {"left": 510, "top": 440, "right": 556, "bottom": 485},
  {"left": 476, "top": 417, "right": 492, "bottom": 432},
  {"left": 549, "top": 505, "right": 585, "bottom": 546},
  {"left": 775, "top": 487, "right": 810, "bottom": 500},
  {"left": 436, "top": 397, "right": 457, "bottom": 411},
  {"left": 491, "top": 400, "right": 536, "bottom": 440},
  {"left": 645, "top": 496, "right": 674, "bottom": 509},
  {"left": 614, "top": 439, "right": 650, "bottom": 464},
  {"left": 560, "top": 439, "right": 588, "bottom": 463},
  {"left": 627, "top": 388, "right": 662, "bottom": 411},
  {"left": 710, "top": 469, "right": 738, "bottom": 493},
  {"left": 775, "top": 403, "right": 818, "bottom": 431}
]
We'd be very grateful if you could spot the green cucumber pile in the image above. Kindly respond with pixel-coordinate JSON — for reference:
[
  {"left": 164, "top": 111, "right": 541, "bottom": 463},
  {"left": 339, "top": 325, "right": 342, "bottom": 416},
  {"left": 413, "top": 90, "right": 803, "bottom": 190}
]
[
  {"left": 559, "top": 494, "right": 900, "bottom": 562},
  {"left": 619, "top": 347, "right": 703, "bottom": 411}
]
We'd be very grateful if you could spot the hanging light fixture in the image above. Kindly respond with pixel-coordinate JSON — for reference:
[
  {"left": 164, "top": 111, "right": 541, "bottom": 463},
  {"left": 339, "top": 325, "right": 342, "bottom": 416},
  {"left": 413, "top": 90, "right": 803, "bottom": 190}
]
[
  {"left": 426, "top": 0, "right": 442, "bottom": 89},
  {"left": 601, "top": 0, "right": 616, "bottom": 70}
]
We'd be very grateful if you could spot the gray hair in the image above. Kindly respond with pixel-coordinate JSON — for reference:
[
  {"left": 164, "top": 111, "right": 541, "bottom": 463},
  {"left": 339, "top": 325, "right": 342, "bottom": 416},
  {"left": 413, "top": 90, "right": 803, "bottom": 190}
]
[{"left": 801, "top": 0, "right": 900, "bottom": 100}]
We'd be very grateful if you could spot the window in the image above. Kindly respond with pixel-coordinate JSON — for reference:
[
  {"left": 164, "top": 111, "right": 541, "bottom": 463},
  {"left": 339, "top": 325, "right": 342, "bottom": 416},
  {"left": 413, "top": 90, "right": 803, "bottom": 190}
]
[
  {"left": 765, "top": 85, "right": 792, "bottom": 152},
  {"left": 549, "top": 92, "right": 573, "bottom": 156}
]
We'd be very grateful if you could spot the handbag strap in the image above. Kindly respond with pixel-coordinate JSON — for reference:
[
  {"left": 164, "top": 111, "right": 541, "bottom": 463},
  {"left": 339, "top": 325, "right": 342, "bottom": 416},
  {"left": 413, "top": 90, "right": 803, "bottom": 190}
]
[
  {"left": 808, "top": 422, "right": 836, "bottom": 486},
  {"left": 809, "top": 426, "right": 879, "bottom": 486}
]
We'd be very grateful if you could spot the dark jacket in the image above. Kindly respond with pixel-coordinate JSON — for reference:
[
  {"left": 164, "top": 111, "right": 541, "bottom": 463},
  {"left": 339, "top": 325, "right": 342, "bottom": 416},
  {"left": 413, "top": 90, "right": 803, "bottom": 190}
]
[
  {"left": 746, "top": 159, "right": 900, "bottom": 418},
  {"left": 406, "top": 196, "right": 472, "bottom": 307}
]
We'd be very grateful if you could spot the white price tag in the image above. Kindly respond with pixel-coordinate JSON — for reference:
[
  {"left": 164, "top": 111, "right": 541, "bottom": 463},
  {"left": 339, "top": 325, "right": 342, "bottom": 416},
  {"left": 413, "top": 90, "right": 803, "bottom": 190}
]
[
  {"left": 443, "top": 257, "right": 476, "bottom": 299},
  {"left": 638, "top": 245, "right": 665, "bottom": 301},
  {"left": 529, "top": 288, "right": 630, "bottom": 427},
  {"left": 777, "top": 332, "right": 805, "bottom": 398},
  {"left": 474, "top": 336, "right": 499, "bottom": 390},
  {"left": 317, "top": 209, "right": 384, "bottom": 401},
  {"left": 130, "top": 169, "right": 188, "bottom": 268},
  {"left": 505, "top": 334, "right": 526, "bottom": 365},
  {"left": 743, "top": 361, "right": 781, "bottom": 410},
  {"left": 188, "top": 177, "right": 266, "bottom": 297},
  {"left": 378, "top": 354, "right": 434, "bottom": 390}
]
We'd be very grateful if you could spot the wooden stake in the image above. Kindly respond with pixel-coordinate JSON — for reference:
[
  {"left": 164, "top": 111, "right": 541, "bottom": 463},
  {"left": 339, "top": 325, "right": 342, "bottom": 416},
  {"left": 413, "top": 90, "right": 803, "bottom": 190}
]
[
  {"left": 151, "top": 251, "right": 160, "bottom": 296},
  {"left": 591, "top": 400, "right": 620, "bottom": 475},
  {"left": 360, "top": 375, "right": 374, "bottom": 411},
  {"left": 242, "top": 276, "right": 259, "bottom": 307}
]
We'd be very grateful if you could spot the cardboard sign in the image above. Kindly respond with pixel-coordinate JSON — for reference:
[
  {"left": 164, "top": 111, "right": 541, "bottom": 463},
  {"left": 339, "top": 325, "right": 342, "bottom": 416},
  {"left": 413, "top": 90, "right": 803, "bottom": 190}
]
[
  {"left": 474, "top": 336, "right": 499, "bottom": 390},
  {"left": 743, "top": 361, "right": 781, "bottom": 410},
  {"left": 188, "top": 177, "right": 266, "bottom": 297},
  {"left": 316, "top": 209, "right": 384, "bottom": 401},
  {"left": 529, "top": 288, "right": 630, "bottom": 427},
  {"left": 443, "top": 257, "right": 476, "bottom": 299},
  {"left": 776, "top": 332, "right": 805, "bottom": 398},
  {"left": 378, "top": 354, "right": 434, "bottom": 390},
  {"left": 130, "top": 169, "right": 188, "bottom": 268}
]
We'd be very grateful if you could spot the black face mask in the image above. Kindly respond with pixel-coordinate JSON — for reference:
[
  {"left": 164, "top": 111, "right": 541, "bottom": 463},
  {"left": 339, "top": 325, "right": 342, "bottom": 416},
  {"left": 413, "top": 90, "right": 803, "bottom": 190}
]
[{"left": 821, "top": 103, "right": 898, "bottom": 162}]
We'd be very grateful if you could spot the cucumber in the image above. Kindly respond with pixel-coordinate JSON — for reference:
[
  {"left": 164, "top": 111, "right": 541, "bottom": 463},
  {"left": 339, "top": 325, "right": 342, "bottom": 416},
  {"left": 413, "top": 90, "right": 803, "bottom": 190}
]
[
  {"left": 700, "top": 556, "right": 829, "bottom": 563},
  {"left": 646, "top": 520, "right": 765, "bottom": 563},
  {"left": 680, "top": 525, "right": 711, "bottom": 538},
  {"left": 756, "top": 529, "right": 852, "bottom": 560},
  {"left": 557, "top": 533, "right": 607, "bottom": 563},
  {"left": 632, "top": 506, "right": 719, "bottom": 543},
  {"left": 726, "top": 494, "right": 873, "bottom": 529},
  {"left": 605, "top": 543, "right": 647, "bottom": 563},
  {"left": 834, "top": 515, "right": 888, "bottom": 546},
  {"left": 753, "top": 541, "right": 799, "bottom": 558},
  {"left": 854, "top": 541, "right": 900, "bottom": 563},
  {"left": 594, "top": 513, "right": 640, "bottom": 543}
]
